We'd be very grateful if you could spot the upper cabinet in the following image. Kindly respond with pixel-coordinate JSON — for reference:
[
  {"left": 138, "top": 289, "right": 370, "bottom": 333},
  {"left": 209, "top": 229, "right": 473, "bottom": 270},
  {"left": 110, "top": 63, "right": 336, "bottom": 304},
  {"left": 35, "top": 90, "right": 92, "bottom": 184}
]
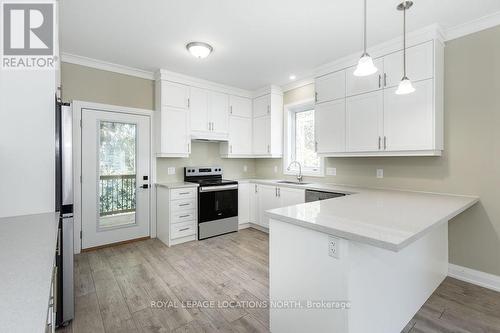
[
  {"left": 190, "top": 88, "right": 229, "bottom": 140},
  {"left": 230, "top": 95, "right": 252, "bottom": 118},
  {"left": 314, "top": 37, "right": 443, "bottom": 157},
  {"left": 220, "top": 95, "right": 253, "bottom": 157},
  {"left": 161, "top": 81, "right": 190, "bottom": 109},
  {"left": 252, "top": 91, "right": 283, "bottom": 158}
]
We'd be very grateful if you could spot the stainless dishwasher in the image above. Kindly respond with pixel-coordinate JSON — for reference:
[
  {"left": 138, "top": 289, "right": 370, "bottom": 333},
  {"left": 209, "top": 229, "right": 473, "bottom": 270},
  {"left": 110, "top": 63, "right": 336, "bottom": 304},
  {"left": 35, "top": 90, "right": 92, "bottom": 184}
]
[{"left": 305, "top": 189, "right": 346, "bottom": 202}]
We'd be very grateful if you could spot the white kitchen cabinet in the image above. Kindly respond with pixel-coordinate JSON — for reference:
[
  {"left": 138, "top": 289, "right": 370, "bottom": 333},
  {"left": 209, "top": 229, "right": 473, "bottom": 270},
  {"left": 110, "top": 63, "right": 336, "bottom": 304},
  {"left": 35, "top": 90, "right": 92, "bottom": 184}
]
[
  {"left": 252, "top": 93, "right": 283, "bottom": 157},
  {"left": 238, "top": 183, "right": 250, "bottom": 225},
  {"left": 161, "top": 81, "right": 189, "bottom": 109},
  {"left": 253, "top": 94, "right": 270, "bottom": 118},
  {"left": 210, "top": 91, "right": 229, "bottom": 135},
  {"left": 346, "top": 58, "right": 384, "bottom": 97},
  {"left": 257, "top": 184, "right": 305, "bottom": 229},
  {"left": 155, "top": 80, "right": 190, "bottom": 157},
  {"left": 221, "top": 116, "right": 253, "bottom": 157},
  {"left": 383, "top": 79, "right": 434, "bottom": 151},
  {"left": 250, "top": 183, "right": 258, "bottom": 224},
  {"left": 230, "top": 95, "right": 252, "bottom": 118},
  {"left": 315, "top": 99, "right": 346, "bottom": 153},
  {"left": 383, "top": 41, "right": 434, "bottom": 88},
  {"left": 190, "top": 87, "right": 210, "bottom": 133},
  {"left": 315, "top": 70, "right": 346, "bottom": 104},
  {"left": 346, "top": 91, "right": 384, "bottom": 152}
]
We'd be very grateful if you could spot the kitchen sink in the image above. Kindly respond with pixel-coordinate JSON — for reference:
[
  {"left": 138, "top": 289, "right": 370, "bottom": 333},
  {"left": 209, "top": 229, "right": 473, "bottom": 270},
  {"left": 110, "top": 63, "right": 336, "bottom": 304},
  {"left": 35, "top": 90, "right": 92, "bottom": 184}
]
[{"left": 276, "top": 180, "right": 310, "bottom": 185}]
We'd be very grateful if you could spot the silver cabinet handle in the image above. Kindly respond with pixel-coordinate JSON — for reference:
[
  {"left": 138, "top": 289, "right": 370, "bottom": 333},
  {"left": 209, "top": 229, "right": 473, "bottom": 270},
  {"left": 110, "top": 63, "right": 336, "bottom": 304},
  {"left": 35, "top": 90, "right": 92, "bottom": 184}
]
[
  {"left": 378, "top": 136, "right": 381, "bottom": 150},
  {"left": 314, "top": 141, "right": 318, "bottom": 152},
  {"left": 187, "top": 98, "right": 190, "bottom": 108},
  {"left": 187, "top": 143, "right": 190, "bottom": 153},
  {"left": 230, "top": 145, "right": 232, "bottom": 154},
  {"left": 179, "top": 192, "right": 190, "bottom": 195},
  {"left": 267, "top": 145, "right": 270, "bottom": 153},
  {"left": 315, "top": 92, "right": 318, "bottom": 103},
  {"left": 179, "top": 227, "right": 190, "bottom": 232},
  {"left": 384, "top": 73, "right": 387, "bottom": 87},
  {"left": 278, "top": 187, "right": 281, "bottom": 197},
  {"left": 255, "top": 184, "right": 258, "bottom": 193},
  {"left": 267, "top": 105, "right": 270, "bottom": 114},
  {"left": 378, "top": 74, "right": 382, "bottom": 88},
  {"left": 179, "top": 214, "right": 190, "bottom": 218},
  {"left": 179, "top": 203, "right": 190, "bottom": 207},
  {"left": 384, "top": 136, "right": 387, "bottom": 150},
  {"left": 230, "top": 106, "right": 233, "bottom": 114},
  {"left": 275, "top": 187, "right": 278, "bottom": 197}
]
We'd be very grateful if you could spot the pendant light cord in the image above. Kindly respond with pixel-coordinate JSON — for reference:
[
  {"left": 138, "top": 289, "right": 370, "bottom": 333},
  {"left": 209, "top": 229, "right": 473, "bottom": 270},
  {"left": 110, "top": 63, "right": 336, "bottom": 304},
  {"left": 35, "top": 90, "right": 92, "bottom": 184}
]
[
  {"left": 363, "top": 0, "right": 367, "bottom": 54},
  {"left": 403, "top": 1, "right": 407, "bottom": 77}
]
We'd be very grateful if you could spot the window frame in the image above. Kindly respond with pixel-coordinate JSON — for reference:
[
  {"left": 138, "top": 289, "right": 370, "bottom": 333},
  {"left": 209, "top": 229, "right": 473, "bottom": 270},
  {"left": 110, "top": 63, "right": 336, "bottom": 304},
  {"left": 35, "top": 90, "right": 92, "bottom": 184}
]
[{"left": 283, "top": 98, "right": 325, "bottom": 177}]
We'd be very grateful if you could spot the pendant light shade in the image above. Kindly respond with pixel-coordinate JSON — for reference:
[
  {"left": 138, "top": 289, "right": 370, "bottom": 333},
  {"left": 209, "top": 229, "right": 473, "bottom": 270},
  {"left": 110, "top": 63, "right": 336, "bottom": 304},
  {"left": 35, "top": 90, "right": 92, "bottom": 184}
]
[
  {"left": 354, "top": 0, "right": 377, "bottom": 77},
  {"left": 396, "top": 1, "right": 415, "bottom": 95}
]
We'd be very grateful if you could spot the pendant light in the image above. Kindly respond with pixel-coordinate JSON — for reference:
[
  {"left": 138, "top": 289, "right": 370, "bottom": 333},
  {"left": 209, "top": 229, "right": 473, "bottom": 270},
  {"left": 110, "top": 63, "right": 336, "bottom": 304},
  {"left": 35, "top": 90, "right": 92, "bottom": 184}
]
[
  {"left": 354, "top": 0, "right": 378, "bottom": 76},
  {"left": 395, "top": 1, "right": 415, "bottom": 95}
]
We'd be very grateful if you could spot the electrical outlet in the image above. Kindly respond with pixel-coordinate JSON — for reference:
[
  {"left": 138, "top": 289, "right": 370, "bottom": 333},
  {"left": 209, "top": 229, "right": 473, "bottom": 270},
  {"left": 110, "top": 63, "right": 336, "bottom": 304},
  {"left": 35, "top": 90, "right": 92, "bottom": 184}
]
[
  {"left": 243, "top": 165, "right": 248, "bottom": 172},
  {"left": 167, "top": 167, "right": 176, "bottom": 175},
  {"left": 328, "top": 236, "right": 340, "bottom": 259},
  {"left": 274, "top": 165, "right": 278, "bottom": 173},
  {"left": 376, "top": 169, "right": 384, "bottom": 179},
  {"left": 326, "top": 167, "right": 337, "bottom": 176}
]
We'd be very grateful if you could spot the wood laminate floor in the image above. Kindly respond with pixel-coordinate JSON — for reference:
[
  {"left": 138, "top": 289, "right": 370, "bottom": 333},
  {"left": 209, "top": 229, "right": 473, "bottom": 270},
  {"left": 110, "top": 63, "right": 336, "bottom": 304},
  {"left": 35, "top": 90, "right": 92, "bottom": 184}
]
[{"left": 58, "top": 228, "right": 500, "bottom": 333}]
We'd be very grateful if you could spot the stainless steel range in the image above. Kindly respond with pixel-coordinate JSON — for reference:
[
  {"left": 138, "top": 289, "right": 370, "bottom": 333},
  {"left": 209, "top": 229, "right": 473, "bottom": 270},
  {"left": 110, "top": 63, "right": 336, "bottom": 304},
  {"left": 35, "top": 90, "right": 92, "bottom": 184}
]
[{"left": 184, "top": 167, "right": 238, "bottom": 240}]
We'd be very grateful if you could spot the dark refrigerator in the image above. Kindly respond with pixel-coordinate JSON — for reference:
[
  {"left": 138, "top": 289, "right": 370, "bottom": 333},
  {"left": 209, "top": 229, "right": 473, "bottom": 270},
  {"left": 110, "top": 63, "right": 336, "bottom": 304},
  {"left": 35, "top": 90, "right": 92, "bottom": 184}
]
[{"left": 55, "top": 99, "right": 74, "bottom": 326}]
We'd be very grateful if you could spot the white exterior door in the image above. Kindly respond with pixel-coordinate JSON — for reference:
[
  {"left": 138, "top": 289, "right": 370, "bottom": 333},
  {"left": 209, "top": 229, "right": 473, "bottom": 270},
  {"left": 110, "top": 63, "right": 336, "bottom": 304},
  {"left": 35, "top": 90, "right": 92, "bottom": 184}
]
[
  {"left": 81, "top": 109, "right": 150, "bottom": 249},
  {"left": 315, "top": 99, "right": 346, "bottom": 153},
  {"left": 346, "top": 91, "right": 384, "bottom": 152}
]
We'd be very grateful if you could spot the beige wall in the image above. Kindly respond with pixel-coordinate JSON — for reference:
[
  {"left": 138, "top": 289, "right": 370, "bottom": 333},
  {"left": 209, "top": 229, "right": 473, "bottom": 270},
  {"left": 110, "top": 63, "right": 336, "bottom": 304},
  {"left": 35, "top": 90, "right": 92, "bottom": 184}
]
[
  {"left": 61, "top": 62, "right": 255, "bottom": 183},
  {"left": 256, "top": 26, "right": 500, "bottom": 276},
  {"left": 61, "top": 62, "right": 154, "bottom": 109}
]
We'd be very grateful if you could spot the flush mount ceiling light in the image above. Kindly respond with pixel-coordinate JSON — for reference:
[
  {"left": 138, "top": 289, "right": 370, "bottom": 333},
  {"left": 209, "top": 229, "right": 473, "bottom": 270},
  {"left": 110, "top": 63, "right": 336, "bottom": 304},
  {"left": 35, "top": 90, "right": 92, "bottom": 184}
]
[
  {"left": 186, "top": 42, "right": 213, "bottom": 59},
  {"left": 354, "top": 0, "right": 378, "bottom": 77},
  {"left": 395, "top": 1, "right": 416, "bottom": 95}
]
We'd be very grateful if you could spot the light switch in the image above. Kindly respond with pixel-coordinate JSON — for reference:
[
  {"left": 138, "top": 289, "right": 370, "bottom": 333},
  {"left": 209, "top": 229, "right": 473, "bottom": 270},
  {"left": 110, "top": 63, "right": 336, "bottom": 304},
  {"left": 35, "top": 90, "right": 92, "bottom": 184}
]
[
  {"left": 376, "top": 169, "right": 384, "bottom": 179},
  {"left": 167, "top": 167, "right": 176, "bottom": 175},
  {"left": 326, "top": 167, "right": 337, "bottom": 176}
]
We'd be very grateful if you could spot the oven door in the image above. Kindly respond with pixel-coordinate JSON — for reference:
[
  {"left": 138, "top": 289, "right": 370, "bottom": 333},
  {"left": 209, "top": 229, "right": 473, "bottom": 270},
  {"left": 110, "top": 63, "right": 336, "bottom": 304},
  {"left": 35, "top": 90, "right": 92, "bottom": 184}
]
[{"left": 198, "top": 184, "right": 238, "bottom": 223}]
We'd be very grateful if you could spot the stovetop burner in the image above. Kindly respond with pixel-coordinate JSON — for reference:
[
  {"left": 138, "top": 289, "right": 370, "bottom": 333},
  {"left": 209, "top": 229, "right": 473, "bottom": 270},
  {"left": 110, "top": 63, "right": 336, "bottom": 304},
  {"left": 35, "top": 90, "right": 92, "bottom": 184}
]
[{"left": 183, "top": 166, "right": 237, "bottom": 187}]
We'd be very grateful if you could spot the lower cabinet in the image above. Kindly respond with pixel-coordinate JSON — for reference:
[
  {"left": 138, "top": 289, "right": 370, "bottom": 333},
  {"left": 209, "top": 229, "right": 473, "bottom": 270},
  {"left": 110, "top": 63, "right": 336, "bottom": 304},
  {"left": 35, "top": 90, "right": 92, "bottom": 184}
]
[
  {"left": 237, "top": 183, "right": 306, "bottom": 230},
  {"left": 156, "top": 186, "right": 198, "bottom": 246}
]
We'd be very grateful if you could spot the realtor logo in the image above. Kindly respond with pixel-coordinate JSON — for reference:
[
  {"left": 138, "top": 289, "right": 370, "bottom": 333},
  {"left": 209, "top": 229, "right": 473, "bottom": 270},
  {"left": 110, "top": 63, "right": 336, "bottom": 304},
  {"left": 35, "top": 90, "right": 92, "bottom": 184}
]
[{"left": 1, "top": 1, "right": 56, "bottom": 69}]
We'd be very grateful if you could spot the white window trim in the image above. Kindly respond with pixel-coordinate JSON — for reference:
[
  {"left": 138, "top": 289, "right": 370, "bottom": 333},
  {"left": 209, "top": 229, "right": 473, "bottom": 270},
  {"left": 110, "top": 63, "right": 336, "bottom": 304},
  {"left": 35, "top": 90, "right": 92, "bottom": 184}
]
[{"left": 283, "top": 98, "right": 325, "bottom": 177}]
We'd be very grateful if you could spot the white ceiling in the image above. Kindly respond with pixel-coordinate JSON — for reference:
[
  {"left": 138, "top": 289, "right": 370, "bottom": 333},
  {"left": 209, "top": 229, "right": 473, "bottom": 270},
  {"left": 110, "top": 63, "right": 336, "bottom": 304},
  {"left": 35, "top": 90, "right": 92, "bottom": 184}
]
[{"left": 60, "top": 0, "right": 500, "bottom": 90}]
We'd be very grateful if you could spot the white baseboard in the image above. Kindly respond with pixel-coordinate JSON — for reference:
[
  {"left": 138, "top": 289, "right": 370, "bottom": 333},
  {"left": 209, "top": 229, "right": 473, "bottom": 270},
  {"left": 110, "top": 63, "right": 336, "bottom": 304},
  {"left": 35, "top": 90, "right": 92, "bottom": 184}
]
[{"left": 448, "top": 264, "right": 500, "bottom": 292}]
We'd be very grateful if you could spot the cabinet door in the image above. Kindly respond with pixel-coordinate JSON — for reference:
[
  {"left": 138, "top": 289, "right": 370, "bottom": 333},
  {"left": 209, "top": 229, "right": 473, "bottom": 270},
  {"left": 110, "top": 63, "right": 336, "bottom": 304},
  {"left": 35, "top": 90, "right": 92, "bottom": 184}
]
[
  {"left": 250, "top": 183, "right": 258, "bottom": 224},
  {"left": 315, "top": 99, "right": 346, "bottom": 153},
  {"left": 253, "top": 94, "right": 270, "bottom": 118},
  {"left": 190, "top": 87, "right": 209, "bottom": 132},
  {"left": 162, "top": 81, "right": 189, "bottom": 109},
  {"left": 315, "top": 70, "right": 346, "bottom": 103},
  {"left": 252, "top": 116, "right": 269, "bottom": 154},
  {"left": 383, "top": 41, "right": 433, "bottom": 88},
  {"left": 229, "top": 116, "right": 252, "bottom": 155},
  {"left": 161, "top": 107, "right": 189, "bottom": 154},
  {"left": 279, "top": 187, "right": 305, "bottom": 206},
  {"left": 230, "top": 95, "right": 252, "bottom": 118},
  {"left": 346, "top": 91, "right": 384, "bottom": 152},
  {"left": 258, "top": 185, "right": 280, "bottom": 228},
  {"left": 238, "top": 183, "right": 250, "bottom": 225},
  {"left": 346, "top": 58, "right": 383, "bottom": 96},
  {"left": 383, "top": 79, "right": 434, "bottom": 151},
  {"left": 210, "top": 91, "right": 229, "bottom": 134}
]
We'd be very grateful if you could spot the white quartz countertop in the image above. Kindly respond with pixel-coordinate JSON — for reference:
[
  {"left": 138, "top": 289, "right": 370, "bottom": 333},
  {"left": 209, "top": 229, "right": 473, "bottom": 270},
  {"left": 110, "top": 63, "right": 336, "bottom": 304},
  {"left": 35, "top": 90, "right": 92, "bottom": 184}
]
[
  {"left": 0, "top": 212, "right": 59, "bottom": 333},
  {"left": 256, "top": 180, "right": 478, "bottom": 251},
  {"left": 155, "top": 182, "right": 199, "bottom": 189}
]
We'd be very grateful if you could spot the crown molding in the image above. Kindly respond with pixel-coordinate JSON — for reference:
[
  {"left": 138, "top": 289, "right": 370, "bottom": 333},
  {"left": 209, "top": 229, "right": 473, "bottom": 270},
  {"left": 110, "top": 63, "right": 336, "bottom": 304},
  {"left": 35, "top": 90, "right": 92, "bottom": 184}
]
[
  {"left": 445, "top": 10, "right": 500, "bottom": 41},
  {"left": 61, "top": 53, "right": 155, "bottom": 80},
  {"left": 281, "top": 78, "right": 315, "bottom": 93}
]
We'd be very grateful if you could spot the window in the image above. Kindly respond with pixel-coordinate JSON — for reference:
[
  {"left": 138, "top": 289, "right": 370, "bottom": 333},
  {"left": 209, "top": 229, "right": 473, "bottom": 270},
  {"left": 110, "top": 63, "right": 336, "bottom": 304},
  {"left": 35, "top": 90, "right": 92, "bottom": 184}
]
[{"left": 284, "top": 100, "right": 324, "bottom": 177}]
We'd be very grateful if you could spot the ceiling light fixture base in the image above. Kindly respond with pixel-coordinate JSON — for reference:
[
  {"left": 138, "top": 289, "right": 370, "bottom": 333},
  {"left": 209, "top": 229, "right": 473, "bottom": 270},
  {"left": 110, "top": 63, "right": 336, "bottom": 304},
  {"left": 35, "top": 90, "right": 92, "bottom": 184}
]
[{"left": 397, "top": 1, "right": 413, "bottom": 11}]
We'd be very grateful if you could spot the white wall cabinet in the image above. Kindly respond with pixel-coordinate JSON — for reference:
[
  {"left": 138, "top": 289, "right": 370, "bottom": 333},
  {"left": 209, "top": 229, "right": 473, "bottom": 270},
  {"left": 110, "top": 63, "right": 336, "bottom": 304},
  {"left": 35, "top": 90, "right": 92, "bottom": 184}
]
[
  {"left": 210, "top": 91, "right": 229, "bottom": 135},
  {"left": 189, "top": 87, "right": 210, "bottom": 133},
  {"left": 252, "top": 93, "right": 283, "bottom": 157},
  {"left": 190, "top": 89, "right": 229, "bottom": 140},
  {"left": 220, "top": 95, "right": 253, "bottom": 157},
  {"left": 238, "top": 183, "right": 251, "bottom": 225},
  {"left": 346, "top": 91, "right": 384, "bottom": 152},
  {"left": 315, "top": 99, "right": 346, "bottom": 153},
  {"left": 314, "top": 37, "right": 443, "bottom": 157},
  {"left": 155, "top": 80, "right": 191, "bottom": 157},
  {"left": 315, "top": 70, "right": 346, "bottom": 104}
]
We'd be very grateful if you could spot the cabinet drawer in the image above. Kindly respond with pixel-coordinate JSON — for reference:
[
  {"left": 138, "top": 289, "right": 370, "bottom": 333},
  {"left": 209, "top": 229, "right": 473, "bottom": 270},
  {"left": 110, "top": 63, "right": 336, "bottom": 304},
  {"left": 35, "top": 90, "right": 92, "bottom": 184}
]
[
  {"left": 171, "top": 187, "right": 197, "bottom": 200},
  {"left": 170, "top": 199, "right": 196, "bottom": 212},
  {"left": 171, "top": 209, "right": 196, "bottom": 224},
  {"left": 171, "top": 221, "right": 196, "bottom": 239}
]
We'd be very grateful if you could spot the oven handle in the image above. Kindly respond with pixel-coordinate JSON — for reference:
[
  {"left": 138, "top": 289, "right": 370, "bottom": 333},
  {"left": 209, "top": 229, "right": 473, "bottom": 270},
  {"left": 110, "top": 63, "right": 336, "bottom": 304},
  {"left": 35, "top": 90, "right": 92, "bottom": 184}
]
[{"left": 199, "top": 184, "right": 238, "bottom": 192}]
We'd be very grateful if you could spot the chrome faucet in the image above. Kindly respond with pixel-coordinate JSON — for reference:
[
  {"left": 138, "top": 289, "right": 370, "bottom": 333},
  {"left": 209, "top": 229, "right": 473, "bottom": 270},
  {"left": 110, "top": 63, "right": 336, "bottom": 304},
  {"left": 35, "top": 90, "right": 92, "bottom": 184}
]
[{"left": 287, "top": 161, "right": 303, "bottom": 183}]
